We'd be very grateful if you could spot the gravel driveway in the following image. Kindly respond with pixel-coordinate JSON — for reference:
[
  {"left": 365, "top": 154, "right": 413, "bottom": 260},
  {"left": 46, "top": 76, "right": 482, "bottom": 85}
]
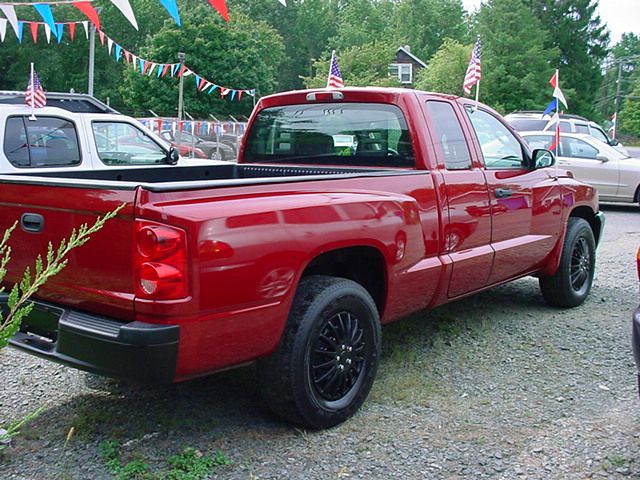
[{"left": 1, "top": 204, "right": 639, "bottom": 479}]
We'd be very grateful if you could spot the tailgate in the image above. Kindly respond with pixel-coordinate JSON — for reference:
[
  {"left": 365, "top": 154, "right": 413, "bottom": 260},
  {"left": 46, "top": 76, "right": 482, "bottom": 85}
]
[{"left": 0, "top": 182, "right": 136, "bottom": 320}]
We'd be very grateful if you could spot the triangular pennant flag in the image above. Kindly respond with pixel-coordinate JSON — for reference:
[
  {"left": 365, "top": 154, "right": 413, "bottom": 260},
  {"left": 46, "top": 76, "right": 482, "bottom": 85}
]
[
  {"left": 125, "top": 50, "right": 131, "bottom": 63},
  {"left": 237, "top": 90, "right": 243, "bottom": 101},
  {"left": 0, "top": 19, "right": 7, "bottom": 42},
  {"left": 157, "top": 64, "right": 164, "bottom": 77},
  {"left": 0, "top": 6, "right": 19, "bottom": 38},
  {"left": 194, "top": 75, "right": 201, "bottom": 87},
  {"left": 182, "top": 68, "right": 193, "bottom": 77},
  {"left": 30, "top": 22, "right": 38, "bottom": 43},
  {"left": 230, "top": 90, "right": 236, "bottom": 101},
  {"left": 82, "top": 21, "right": 89, "bottom": 39},
  {"left": 107, "top": 37, "right": 113, "bottom": 54},
  {"left": 17, "top": 21, "right": 23, "bottom": 43},
  {"left": 33, "top": 5, "right": 58, "bottom": 40},
  {"left": 139, "top": 59, "right": 146, "bottom": 74},
  {"left": 98, "top": 29, "right": 105, "bottom": 45},
  {"left": 69, "top": 22, "right": 76, "bottom": 41},
  {"left": 109, "top": 0, "right": 138, "bottom": 30},
  {"left": 208, "top": 84, "right": 218, "bottom": 94},
  {"left": 543, "top": 98, "right": 557, "bottom": 117},
  {"left": 115, "top": 44, "right": 121, "bottom": 61},
  {"left": 202, "top": 81, "right": 211, "bottom": 91},
  {"left": 172, "top": 64, "right": 180, "bottom": 76},
  {"left": 161, "top": 64, "right": 170, "bottom": 77},
  {"left": 72, "top": 2, "right": 100, "bottom": 31},
  {"left": 131, "top": 55, "right": 138, "bottom": 67},
  {"left": 56, "top": 24, "right": 64, "bottom": 43},
  {"left": 44, "top": 24, "right": 51, "bottom": 43},
  {"left": 147, "top": 63, "right": 157, "bottom": 76},
  {"left": 278, "top": 0, "right": 286, "bottom": 5},
  {"left": 553, "top": 86, "right": 568, "bottom": 110},
  {"left": 206, "top": 0, "right": 229, "bottom": 21},
  {"left": 158, "top": 0, "right": 181, "bottom": 26},
  {"left": 220, "top": 88, "right": 230, "bottom": 97}
]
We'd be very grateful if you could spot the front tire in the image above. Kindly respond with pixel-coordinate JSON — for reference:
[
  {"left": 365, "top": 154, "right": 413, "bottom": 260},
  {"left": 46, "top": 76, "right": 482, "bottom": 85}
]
[
  {"left": 539, "top": 217, "right": 596, "bottom": 308},
  {"left": 257, "top": 275, "right": 381, "bottom": 429}
]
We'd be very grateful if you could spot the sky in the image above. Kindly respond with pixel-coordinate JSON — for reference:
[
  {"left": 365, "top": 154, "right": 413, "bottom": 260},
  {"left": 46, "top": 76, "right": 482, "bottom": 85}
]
[{"left": 461, "top": 0, "right": 639, "bottom": 45}]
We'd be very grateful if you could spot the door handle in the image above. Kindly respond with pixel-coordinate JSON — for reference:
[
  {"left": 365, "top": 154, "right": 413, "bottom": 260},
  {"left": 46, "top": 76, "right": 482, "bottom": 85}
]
[
  {"left": 20, "top": 213, "right": 44, "bottom": 233},
  {"left": 494, "top": 188, "right": 512, "bottom": 199}
]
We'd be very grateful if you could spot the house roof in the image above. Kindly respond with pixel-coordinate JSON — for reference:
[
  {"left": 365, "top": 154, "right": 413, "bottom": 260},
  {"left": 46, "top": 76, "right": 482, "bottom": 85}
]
[{"left": 395, "top": 47, "right": 427, "bottom": 68}]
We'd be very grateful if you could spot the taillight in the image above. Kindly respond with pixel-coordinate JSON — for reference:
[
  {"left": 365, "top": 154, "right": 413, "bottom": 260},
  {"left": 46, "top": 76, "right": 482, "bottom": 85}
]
[
  {"left": 135, "top": 221, "right": 188, "bottom": 300},
  {"left": 637, "top": 247, "right": 640, "bottom": 282}
]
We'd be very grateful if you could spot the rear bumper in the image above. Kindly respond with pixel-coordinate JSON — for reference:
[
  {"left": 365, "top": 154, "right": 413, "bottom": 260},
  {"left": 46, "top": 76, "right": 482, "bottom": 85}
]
[{"left": 4, "top": 296, "right": 179, "bottom": 383}]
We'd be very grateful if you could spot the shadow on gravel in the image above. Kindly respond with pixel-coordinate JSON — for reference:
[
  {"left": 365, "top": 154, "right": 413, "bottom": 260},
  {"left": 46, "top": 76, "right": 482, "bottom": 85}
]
[{"left": 19, "top": 278, "right": 551, "bottom": 441}]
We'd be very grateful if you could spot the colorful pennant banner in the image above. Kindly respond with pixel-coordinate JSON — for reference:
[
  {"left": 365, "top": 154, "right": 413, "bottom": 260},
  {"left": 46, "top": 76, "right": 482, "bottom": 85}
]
[{"left": 93, "top": 29, "right": 256, "bottom": 101}]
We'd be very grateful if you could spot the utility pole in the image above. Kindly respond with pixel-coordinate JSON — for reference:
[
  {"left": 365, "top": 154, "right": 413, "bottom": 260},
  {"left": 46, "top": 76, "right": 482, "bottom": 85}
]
[
  {"left": 176, "top": 52, "right": 186, "bottom": 153},
  {"left": 177, "top": 52, "right": 186, "bottom": 122},
  {"left": 87, "top": 9, "right": 101, "bottom": 97}
]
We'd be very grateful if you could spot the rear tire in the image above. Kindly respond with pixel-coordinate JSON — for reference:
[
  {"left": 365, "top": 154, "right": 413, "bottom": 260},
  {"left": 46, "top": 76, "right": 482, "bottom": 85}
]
[
  {"left": 539, "top": 217, "right": 595, "bottom": 308},
  {"left": 257, "top": 275, "right": 381, "bottom": 429}
]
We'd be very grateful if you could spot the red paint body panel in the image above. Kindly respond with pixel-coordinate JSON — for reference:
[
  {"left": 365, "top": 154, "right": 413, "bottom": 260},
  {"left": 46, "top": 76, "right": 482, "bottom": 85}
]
[{"left": 0, "top": 87, "right": 601, "bottom": 383}]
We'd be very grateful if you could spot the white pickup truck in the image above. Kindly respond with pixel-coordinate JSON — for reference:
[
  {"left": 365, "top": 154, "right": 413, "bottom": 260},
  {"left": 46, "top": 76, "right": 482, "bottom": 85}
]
[{"left": 0, "top": 91, "right": 197, "bottom": 173}]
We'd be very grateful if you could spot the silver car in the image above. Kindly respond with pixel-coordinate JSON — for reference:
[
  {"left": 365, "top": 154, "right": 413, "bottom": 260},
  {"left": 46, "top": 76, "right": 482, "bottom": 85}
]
[{"left": 521, "top": 131, "right": 640, "bottom": 206}]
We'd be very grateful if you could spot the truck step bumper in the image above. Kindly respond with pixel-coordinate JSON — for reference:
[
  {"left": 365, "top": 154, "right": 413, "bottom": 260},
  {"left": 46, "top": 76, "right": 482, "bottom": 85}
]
[{"left": 4, "top": 296, "right": 179, "bottom": 384}]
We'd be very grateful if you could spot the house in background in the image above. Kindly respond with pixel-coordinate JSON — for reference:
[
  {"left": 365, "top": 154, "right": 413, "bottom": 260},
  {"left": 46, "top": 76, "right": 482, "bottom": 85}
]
[{"left": 389, "top": 46, "right": 427, "bottom": 85}]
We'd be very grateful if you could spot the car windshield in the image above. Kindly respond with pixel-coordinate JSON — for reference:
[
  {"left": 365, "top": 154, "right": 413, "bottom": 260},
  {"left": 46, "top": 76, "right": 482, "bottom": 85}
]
[{"left": 243, "top": 102, "right": 414, "bottom": 168}]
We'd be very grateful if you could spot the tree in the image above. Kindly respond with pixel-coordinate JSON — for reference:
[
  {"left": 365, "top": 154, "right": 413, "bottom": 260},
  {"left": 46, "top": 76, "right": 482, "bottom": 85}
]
[
  {"left": 526, "top": 0, "right": 609, "bottom": 118},
  {"left": 414, "top": 38, "right": 471, "bottom": 96},
  {"left": 598, "top": 33, "right": 640, "bottom": 121},
  {"left": 119, "top": 9, "right": 285, "bottom": 117},
  {"left": 475, "top": 0, "right": 558, "bottom": 113},
  {"left": 390, "top": 0, "right": 467, "bottom": 62},
  {"left": 331, "top": 0, "right": 397, "bottom": 52},
  {"left": 619, "top": 80, "right": 640, "bottom": 136},
  {"left": 301, "top": 42, "right": 400, "bottom": 88}
]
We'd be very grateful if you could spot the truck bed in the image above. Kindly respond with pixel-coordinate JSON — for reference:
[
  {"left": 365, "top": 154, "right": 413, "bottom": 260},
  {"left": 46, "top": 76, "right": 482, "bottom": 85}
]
[{"left": 1, "top": 163, "right": 421, "bottom": 192}]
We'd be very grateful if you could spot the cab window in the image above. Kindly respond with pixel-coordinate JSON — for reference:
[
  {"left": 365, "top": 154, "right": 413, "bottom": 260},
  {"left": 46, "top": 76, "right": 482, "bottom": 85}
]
[
  {"left": 426, "top": 101, "right": 471, "bottom": 170},
  {"left": 465, "top": 107, "right": 524, "bottom": 169},
  {"left": 3, "top": 116, "right": 81, "bottom": 168},
  {"left": 92, "top": 122, "right": 167, "bottom": 165}
]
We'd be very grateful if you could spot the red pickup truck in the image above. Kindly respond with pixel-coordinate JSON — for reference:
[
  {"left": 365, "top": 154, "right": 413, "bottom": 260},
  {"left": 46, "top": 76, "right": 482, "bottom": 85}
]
[{"left": 1, "top": 88, "right": 603, "bottom": 429}]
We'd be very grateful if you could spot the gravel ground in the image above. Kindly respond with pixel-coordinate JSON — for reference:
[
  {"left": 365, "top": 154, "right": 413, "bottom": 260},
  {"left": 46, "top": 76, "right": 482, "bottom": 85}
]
[{"left": 1, "top": 204, "right": 639, "bottom": 479}]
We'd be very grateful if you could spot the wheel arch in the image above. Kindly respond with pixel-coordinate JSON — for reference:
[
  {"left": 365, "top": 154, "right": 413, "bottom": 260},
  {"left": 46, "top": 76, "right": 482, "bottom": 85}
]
[
  {"left": 300, "top": 246, "right": 387, "bottom": 316},
  {"left": 569, "top": 205, "right": 602, "bottom": 245}
]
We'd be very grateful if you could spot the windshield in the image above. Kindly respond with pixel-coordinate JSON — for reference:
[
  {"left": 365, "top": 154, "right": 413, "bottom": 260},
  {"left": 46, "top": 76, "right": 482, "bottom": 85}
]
[{"left": 243, "top": 103, "right": 414, "bottom": 168}]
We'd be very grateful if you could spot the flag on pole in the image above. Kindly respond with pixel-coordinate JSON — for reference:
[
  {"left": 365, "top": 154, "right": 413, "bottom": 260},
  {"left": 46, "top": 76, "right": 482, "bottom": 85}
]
[
  {"left": 542, "top": 98, "right": 557, "bottom": 117},
  {"left": 326, "top": 50, "right": 344, "bottom": 89},
  {"left": 609, "top": 112, "right": 617, "bottom": 139},
  {"left": 25, "top": 65, "right": 46, "bottom": 108},
  {"left": 549, "top": 69, "right": 568, "bottom": 110},
  {"left": 463, "top": 36, "right": 481, "bottom": 96}
]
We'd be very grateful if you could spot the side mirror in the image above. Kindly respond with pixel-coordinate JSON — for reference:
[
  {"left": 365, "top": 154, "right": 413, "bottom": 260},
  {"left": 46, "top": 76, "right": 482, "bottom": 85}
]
[
  {"left": 596, "top": 154, "right": 609, "bottom": 163},
  {"left": 531, "top": 148, "right": 555, "bottom": 169},
  {"left": 167, "top": 146, "right": 179, "bottom": 165},
  {"left": 609, "top": 138, "right": 619, "bottom": 146}
]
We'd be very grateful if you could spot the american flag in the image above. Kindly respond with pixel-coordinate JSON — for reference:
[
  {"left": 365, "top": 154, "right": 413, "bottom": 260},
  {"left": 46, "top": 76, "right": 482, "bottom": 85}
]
[
  {"left": 25, "top": 68, "right": 46, "bottom": 108},
  {"left": 326, "top": 50, "right": 344, "bottom": 89},
  {"left": 463, "top": 36, "right": 481, "bottom": 95}
]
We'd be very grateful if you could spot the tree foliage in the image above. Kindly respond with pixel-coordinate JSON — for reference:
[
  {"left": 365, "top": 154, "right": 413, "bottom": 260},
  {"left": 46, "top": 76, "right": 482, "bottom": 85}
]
[
  {"left": 620, "top": 80, "right": 640, "bottom": 136},
  {"left": 414, "top": 38, "right": 471, "bottom": 96},
  {"left": 476, "top": 0, "right": 558, "bottom": 114},
  {"left": 119, "top": 8, "right": 284, "bottom": 117}
]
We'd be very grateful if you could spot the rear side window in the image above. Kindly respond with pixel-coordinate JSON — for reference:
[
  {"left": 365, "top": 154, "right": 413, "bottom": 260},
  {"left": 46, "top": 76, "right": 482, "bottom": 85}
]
[
  {"left": 244, "top": 103, "right": 414, "bottom": 168},
  {"left": 575, "top": 123, "right": 590, "bottom": 134},
  {"left": 3, "top": 116, "right": 81, "bottom": 168},
  {"left": 506, "top": 118, "right": 548, "bottom": 131},
  {"left": 425, "top": 101, "right": 471, "bottom": 170}
]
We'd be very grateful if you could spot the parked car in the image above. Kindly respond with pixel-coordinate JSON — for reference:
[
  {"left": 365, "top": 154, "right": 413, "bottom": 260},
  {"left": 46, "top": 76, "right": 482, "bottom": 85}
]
[
  {"left": 0, "top": 91, "right": 190, "bottom": 172},
  {"left": 521, "top": 131, "right": 640, "bottom": 206},
  {"left": 506, "top": 111, "right": 629, "bottom": 156},
  {"left": 160, "top": 130, "right": 234, "bottom": 161},
  {"left": 634, "top": 247, "right": 640, "bottom": 397},
  {"left": 199, "top": 132, "right": 242, "bottom": 156}
]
